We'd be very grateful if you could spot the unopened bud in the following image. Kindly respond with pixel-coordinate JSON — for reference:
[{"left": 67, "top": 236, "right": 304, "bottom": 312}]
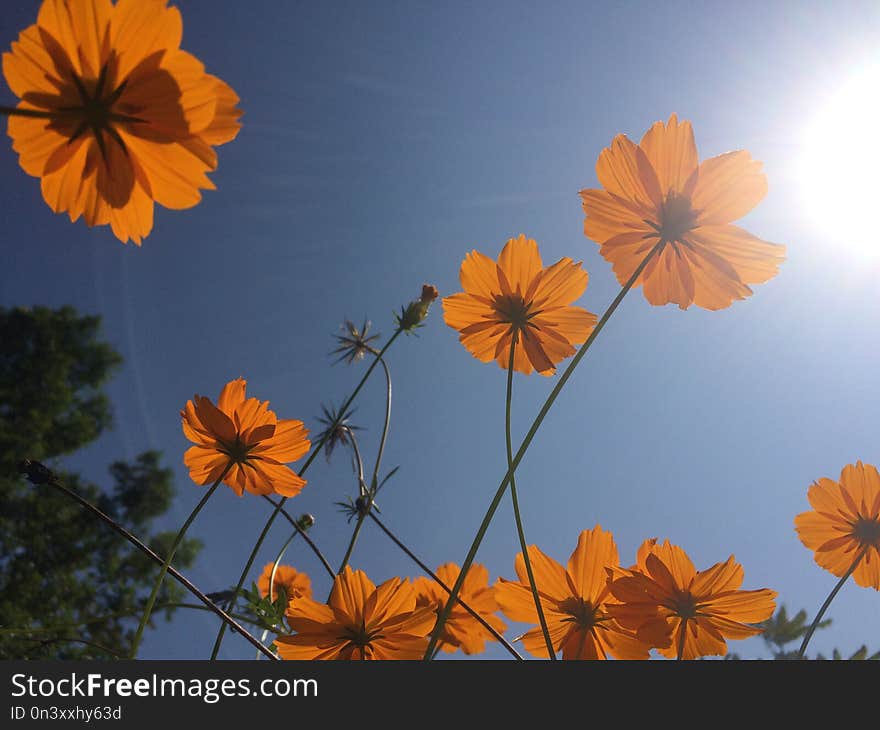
[
  {"left": 297, "top": 513, "right": 316, "bottom": 530},
  {"left": 396, "top": 283, "right": 439, "bottom": 332}
]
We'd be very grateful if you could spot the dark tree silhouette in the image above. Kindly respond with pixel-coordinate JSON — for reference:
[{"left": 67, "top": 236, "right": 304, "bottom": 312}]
[{"left": 0, "top": 306, "right": 201, "bottom": 659}]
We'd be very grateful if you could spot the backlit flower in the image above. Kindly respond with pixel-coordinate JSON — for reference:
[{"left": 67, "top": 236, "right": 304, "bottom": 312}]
[
  {"left": 607, "top": 539, "right": 777, "bottom": 659},
  {"left": 442, "top": 234, "right": 597, "bottom": 375},
  {"left": 579, "top": 114, "right": 785, "bottom": 310},
  {"left": 494, "top": 526, "right": 653, "bottom": 659},
  {"left": 275, "top": 567, "right": 436, "bottom": 660},
  {"left": 412, "top": 562, "right": 507, "bottom": 655},
  {"left": 795, "top": 461, "right": 880, "bottom": 590},
  {"left": 181, "top": 377, "right": 310, "bottom": 498},
  {"left": 2, "top": 0, "right": 242, "bottom": 244},
  {"left": 257, "top": 563, "right": 312, "bottom": 602}
]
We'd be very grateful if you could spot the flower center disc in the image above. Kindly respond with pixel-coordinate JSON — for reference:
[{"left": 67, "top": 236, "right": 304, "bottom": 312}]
[
  {"left": 658, "top": 193, "right": 697, "bottom": 243},
  {"left": 493, "top": 294, "right": 531, "bottom": 329},
  {"left": 671, "top": 592, "right": 698, "bottom": 620},
  {"left": 853, "top": 517, "right": 880, "bottom": 545}
]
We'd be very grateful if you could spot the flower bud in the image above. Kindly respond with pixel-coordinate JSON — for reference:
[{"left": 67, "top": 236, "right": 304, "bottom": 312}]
[{"left": 396, "top": 283, "right": 439, "bottom": 332}]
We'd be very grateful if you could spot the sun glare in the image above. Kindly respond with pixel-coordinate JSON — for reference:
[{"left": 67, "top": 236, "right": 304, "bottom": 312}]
[{"left": 801, "top": 65, "right": 880, "bottom": 257}]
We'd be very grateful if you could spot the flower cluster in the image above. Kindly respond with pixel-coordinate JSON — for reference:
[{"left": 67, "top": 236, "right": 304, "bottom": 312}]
[
  {"left": 7, "top": 0, "right": 874, "bottom": 669},
  {"left": 265, "top": 528, "right": 775, "bottom": 661}
]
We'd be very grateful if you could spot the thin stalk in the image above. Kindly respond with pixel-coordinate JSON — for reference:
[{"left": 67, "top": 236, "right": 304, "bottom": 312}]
[
  {"left": 424, "top": 241, "right": 663, "bottom": 659},
  {"left": 368, "top": 512, "right": 522, "bottom": 660},
  {"left": 327, "top": 426, "right": 372, "bottom": 580},
  {"left": 20, "top": 636, "right": 124, "bottom": 659},
  {"left": 263, "top": 496, "right": 335, "bottom": 580},
  {"left": 0, "top": 105, "right": 144, "bottom": 124},
  {"left": 368, "top": 354, "right": 392, "bottom": 493},
  {"left": 210, "top": 328, "right": 403, "bottom": 659},
  {"left": 19, "top": 462, "right": 276, "bottom": 659},
  {"left": 505, "top": 338, "right": 555, "bottom": 659},
  {"left": 797, "top": 547, "right": 868, "bottom": 659},
  {"left": 130, "top": 461, "right": 232, "bottom": 658},
  {"left": 676, "top": 618, "right": 688, "bottom": 660},
  {"left": 1, "top": 603, "right": 266, "bottom": 637},
  {"left": 256, "top": 529, "right": 301, "bottom": 658}
]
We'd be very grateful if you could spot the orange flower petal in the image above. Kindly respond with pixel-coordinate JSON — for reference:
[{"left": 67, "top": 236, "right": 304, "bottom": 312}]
[
  {"left": 688, "top": 224, "right": 785, "bottom": 287},
  {"left": 638, "top": 113, "right": 698, "bottom": 197},
  {"left": 459, "top": 249, "right": 501, "bottom": 300},
  {"left": 566, "top": 525, "right": 618, "bottom": 605},
  {"left": 497, "top": 235, "right": 543, "bottom": 296},
  {"left": 640, "top": 243, "right": 696, "bottom": 309},
  {"left": 596, "top": 134, "right": 662, "bottom": 212},
  {"left": 691, "top": 150, "right": 768, "bottom": 226}
]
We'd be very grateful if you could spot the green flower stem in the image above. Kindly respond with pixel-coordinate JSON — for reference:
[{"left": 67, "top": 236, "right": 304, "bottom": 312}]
[
  {"left": 256, "top": 530, "right": 301, "bottom": 658},
  {"left": 1, "top": 603, "right": 266, "bottom": 638},
  {"left": 262, "top": 496, "right": 336, "bottom": 580},
  {"left": 506, "top": 337, "right": 555, "bottom": 659},
  {"left": 130, "top": 461, "right": 232, "bottom": 658},
  {"left": 23, "top": 463, "right": 275, "bottom": 659},
  {"left": 336, "top": 354, "right": 392, "bottom": 579},
  {"left": 368, "top": 353, "right": 392, "bottom": 493},
  {"left": 20, "top": 636, "right": 124, "bottom": 659},
  {"left": 424, "top": 241, "right": 663, "bottom": 659},
  {"left": 334, "top": 432, "right": 372, "bottom": 592},
  {"left": 368, "top": 511, "right": 523, "bottom": 660},
  {"left": 797, "top": 546, "right": 868, "bottom": 659},
  {"left": 676, "top": 618, "right": 688, "bottom": 660},
  {"left": 0, "top": 105, "right": 58, "bottom": 119},
  {"left": 210, "top": 327, "right": 403, "bottom": 660}
]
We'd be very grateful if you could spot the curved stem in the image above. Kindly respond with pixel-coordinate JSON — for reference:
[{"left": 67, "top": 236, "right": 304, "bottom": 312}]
[
  {"left": 130, "top": 461, "right": 232, "bottom": 658},
  {"left": 210, "top": 328, "right": 404, "bottom": 659},
  {"left": 336, "top": 433, "right": 376, "bottom": 581},
  {"left": 368, "top": 512, "right": 522, "bottom": 660},
  {"left": 797, "top": 547, "right": 867, "bottom": 659},
  {"left": 262, "top": 496, "right": 335, "bottom": 580},
  {"left": 335, "top": 353, "right": 391, "bottom": 581},
  {"left": 20, "top": 463, "right": 275, "bottom": 659},
  {"left": 424, "top": 242, "right": 662, "bottom": 659},
  {"left": 505, "top": 337, "right": 555, "bottom": 659},
  {"left": 256, "top": 529, "right": 301, "bottom": 657},
  {"left": 368, "top": 354, "right": 392, "bottom": 493}
]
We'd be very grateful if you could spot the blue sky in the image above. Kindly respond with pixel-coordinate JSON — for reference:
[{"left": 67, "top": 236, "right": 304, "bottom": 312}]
[{"left": 2, "top": 0, "right": 879, "bottom": 660}]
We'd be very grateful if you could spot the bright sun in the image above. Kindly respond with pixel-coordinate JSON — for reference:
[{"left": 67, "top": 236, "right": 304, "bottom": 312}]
[{"left": 801, "top": 65, "right": 880, "bottom": 257}]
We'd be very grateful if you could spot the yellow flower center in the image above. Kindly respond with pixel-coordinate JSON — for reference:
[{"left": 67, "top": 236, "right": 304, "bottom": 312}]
[
  {"left": 852, "top": 517, "right": 880, "bottom": 546},
  {"left": 492, "top": 293, "right": 533, "bottom": 331},
  {"left": 656, "top": 192, "right": 698, "bottom": 244}
]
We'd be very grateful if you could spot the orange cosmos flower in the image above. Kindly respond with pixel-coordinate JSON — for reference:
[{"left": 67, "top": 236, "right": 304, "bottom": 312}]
[
  {"left": 2, "top": 0, "right": 242, "bottom": 244},
  {"left": 274, "top": 567, "right": 436, "bottom": 660},
  {"left": 442, "top": 234, "right": 597, "bottom": 375},
  {"left": 257, "top": 563, "right": 312, "bottom": 602},
  {"left": 494, "top": 526, "right": 653, "bottom": 659},
  {"left": 607, "top": 539, "right": 777, "bottom": 659},
  {"left": 411, "top": 562, "right": 507, "bottom": 656},
  {"left": 579, "top": 114, "right": 785, "bottom": 310},
  {"left": 795, "top": 461, "right": 880, "bottom": 590},
  {"left": 180, "top": 377, "right": 310, "bottom": 498}
]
